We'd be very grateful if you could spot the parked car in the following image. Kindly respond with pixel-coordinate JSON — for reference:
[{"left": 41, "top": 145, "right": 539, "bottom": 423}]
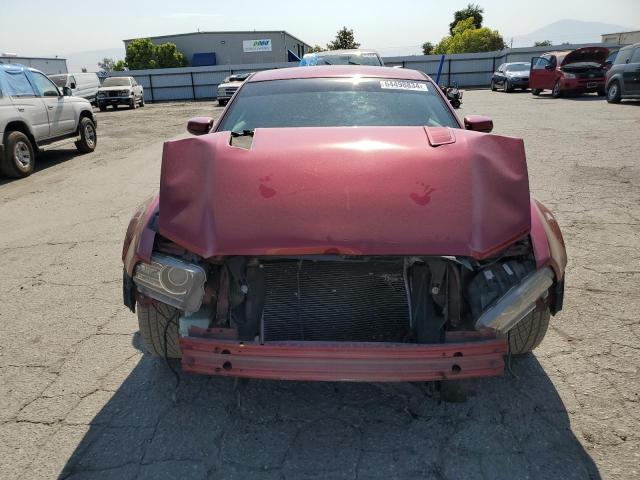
[
  {"left": 96, "top": 76, "right": 144, "bottom": 111},
  {"left": 604, "top": 50, "right": 619, "bottom": 71},
  {"left": 605, "top": 42, "right": 640, "bottom": 103},
  {"left": 122, "top": 66, "right": 567, "bottom": 383},
  {"left": 216, "top": 73, "right": 251, "bottom": 106},
  {"left": 300, "top": 49, "right": 384, "bottom": 67},
  {"left": 50, "top": 72, "right": 100, "bottom": 104},
  {"left": 529, "top": 47, "right": 609, "bottom": 97},
  {"left": 0, "top": 64, "right": 97, "bottom": 178},
  {"left": 490, "top": 62, "right": 530, "bottom": 92}
]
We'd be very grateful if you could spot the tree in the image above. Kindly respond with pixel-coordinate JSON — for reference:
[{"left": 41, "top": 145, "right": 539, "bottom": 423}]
[
  {"left": 113, "top": 60, "right": 127, "bottom": 71},
  {"left": 125, "top": 38, "right": 157, "bottom": 70},
  {"left": 534, "top": 40, "right": 552, "bottom": 47},
  {"left": 327, "top": 27, "right": 360, "bottom": 50},
  {"left": 308, "top": 44, "right": 325, "bottom": 53},
  {"left": 98, "top": 58, "right": 116, "bottom": 71},
  {"left": 449, "top": 3, "right": 484, "bottom": 35},
  {"left": 155, "top": 42, "right": 187, "bottom": 68},
  {"left": 435, "top": 17, "right": 505, "bottom": 54},
  {"left": 124, "top": 38, "right": 187, "bottom": 70},
  {"left": 422, "top": 42, "right": 435, "bottom": 55}
]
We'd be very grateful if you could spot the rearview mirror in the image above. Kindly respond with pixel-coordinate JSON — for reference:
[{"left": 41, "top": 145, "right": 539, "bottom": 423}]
[
  {"left": 464, "top": 115, "right": 493, "bottom": 133},
  {"left": 187, "top": 117, "right": 214, "bottom": 135}
]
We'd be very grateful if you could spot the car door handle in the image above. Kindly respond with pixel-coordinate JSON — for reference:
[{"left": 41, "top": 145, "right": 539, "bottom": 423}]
[
  {"left": 17, "top": 107, "right": 24, "bottom": 112},
  {"left": 48, "top": 106, "right": 54, "bottom": 110}
]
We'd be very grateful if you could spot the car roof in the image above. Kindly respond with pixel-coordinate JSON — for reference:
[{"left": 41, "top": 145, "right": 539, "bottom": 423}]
[
  {"left": 0, "top": 63, "right": 40, "bottom": 74},
  {"left": 311, "top": 49, "right": 380, "bottom": 56},
  {"left": 249, "top": 66, "right": 427, "bottom": 82}
]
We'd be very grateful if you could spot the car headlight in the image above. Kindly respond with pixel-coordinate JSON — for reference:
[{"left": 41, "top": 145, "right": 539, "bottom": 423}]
[
  {"left": 133, "top": 254, "right": 206, "bottom": 313},
  {"left": 563, "top": 73, "right": 576, "bottom": 79}
]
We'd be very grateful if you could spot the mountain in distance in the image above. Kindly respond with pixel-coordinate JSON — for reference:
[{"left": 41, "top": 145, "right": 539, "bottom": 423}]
[
  {"left": 511, "top": 19, "right": 636, "bottom": 47},
  {"left": 61, "top": 48, "right": 125, "bottom": 72}
]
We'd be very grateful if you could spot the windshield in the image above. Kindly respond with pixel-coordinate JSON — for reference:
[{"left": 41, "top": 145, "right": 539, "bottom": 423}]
[
  {"left": 302, "top": 54, "right": 382, "bottom": 66},
  {"left": 505, "top": 63, "right": 529, "bottom": 72},
  {"left": 218, "top": 78, "right": 458, "bottom": 132},
  {"left": 103, "top": 77, "right": 131, "bottom": 87},
  {"left": 50, "top": 75, "right": 67, "bottom": 87}
]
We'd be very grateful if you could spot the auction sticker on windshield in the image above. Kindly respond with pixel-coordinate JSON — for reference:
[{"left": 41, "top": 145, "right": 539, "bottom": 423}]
[{"left": 380, "top": 80, "right": 429, "bottom": 91}]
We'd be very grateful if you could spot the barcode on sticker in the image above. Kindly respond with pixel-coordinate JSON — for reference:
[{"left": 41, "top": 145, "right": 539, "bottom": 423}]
[{"left": 380, "top": 80, "right": 428, "bottom": 91}]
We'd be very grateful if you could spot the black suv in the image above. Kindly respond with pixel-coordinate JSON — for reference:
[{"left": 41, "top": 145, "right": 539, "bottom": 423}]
[{"left": 605, "top": 43, "right": 640, "bottom": 103}]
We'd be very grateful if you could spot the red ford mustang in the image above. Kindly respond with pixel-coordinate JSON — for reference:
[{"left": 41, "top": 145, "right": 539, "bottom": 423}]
[{"left": 122, "top": 66, "right": 567, "bottom": 382}]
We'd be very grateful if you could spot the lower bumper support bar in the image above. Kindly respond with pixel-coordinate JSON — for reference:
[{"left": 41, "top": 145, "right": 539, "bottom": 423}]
[{"left": 180, "top": 332, "right": 507, "bottom": 382}]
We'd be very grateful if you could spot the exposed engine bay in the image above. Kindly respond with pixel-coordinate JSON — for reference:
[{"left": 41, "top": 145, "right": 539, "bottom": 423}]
[{"left": 138, "top": 236, "right": 559, "bottom": 346}]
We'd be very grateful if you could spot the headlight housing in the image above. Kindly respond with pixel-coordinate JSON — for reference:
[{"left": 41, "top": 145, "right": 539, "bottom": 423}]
[
  {"left": 563, "top": 73, "right": 576, "bottom": 79},
  {"left": 133, "top": 254, "right": 206, "bottom": 313}
]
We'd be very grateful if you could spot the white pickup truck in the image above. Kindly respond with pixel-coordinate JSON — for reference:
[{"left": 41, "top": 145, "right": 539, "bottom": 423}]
[{"left": 0, "top": 64, "right": 97, "bottom": 178}]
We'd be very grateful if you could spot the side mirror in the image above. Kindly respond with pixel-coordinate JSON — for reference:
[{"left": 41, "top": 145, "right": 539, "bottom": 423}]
[
  {"left": 187, "top": 117, "right": 214, "bottom": 136},
  {"left": 545, "top": 64, "right": 554, "bottom": 70},
  {"left": 70, "top": 83, "right": 76, "bottom": 89},
  {"left": 464, "top": 115, "right": 493, "bottom": 133},
  {"left": 62, "top": 86, "right": 72, "bottom": 96}
]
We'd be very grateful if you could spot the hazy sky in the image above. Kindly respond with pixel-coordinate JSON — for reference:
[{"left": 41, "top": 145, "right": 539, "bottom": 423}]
[{"left": 1, "top": 0, "right": 639, "bottom": 57}]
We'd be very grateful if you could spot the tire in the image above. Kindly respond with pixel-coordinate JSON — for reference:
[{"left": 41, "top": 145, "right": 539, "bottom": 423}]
[
  {"left": 140, "top": 96, "right": 145, "bottom": 107},
  {"left": 551, "top": 81, "right": 562, "bottom": 98},
  {"left": 508, "top": 307, "right": 550, "bottom": 355},
  {"left": 451, "top": 99, "right": 461, "bottom": 108},
  {"left": 1, "top": 131, "right": 35, "bottom": 178},
  {"left": 218, "top": 99, "right": 227, "bottom": 107},
  {"left": 112, "top": 105, "right": 118, "bottom": 110},
  {"left": 531, "top": 88, "right": 541, "bottom": 96},
  {"left": 129, "top": 98, "right": 137, "bottom": 109},
  {"left": 75, "top": 117, "right": 97, "bottom": 153},
  {"left": 137, "top": 302, "right": 182, "bottom": 358},
  {"left": 490, "top": 80, "right": 497, "bottom": 91},
  {"left": 503, "top": 79, "right": 511, "bottom": 92},
  {"left": 99, "top": 105, "right": 107, "bottom": 112},
  {"left": 606, "top": 81, "right": 621, "bottom": 103}
]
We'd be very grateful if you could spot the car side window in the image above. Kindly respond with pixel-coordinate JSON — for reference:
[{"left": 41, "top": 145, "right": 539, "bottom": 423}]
[
  {"left": 630, "top": 48, "right": 640, "bottom": 64},
  {"left": 614, "top": 48, "right": 631, "bottom": 65},
  {"left": 497, "top": 64, "right": 505, "bottom": 72},
  {"left": 3, "top": 71, "right": 37, "bottom": 97},
  {"left": 532, "top": 57, "right": 550, "bottom": 70},
  {"left": 30, "top": 72, "right": 60, "bottom": 97}
]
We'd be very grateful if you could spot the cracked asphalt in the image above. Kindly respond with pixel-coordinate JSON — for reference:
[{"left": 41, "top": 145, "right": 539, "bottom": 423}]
[{"left": 0, "top": 91, "right": 639, "bottom": 480}]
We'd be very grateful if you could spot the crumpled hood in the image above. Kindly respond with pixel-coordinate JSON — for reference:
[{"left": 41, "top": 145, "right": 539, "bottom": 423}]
[
  {"left": 159, "top": 127, "right": 531, "bottom": 259},
  {"left": 561, "top": 47, "right": 609, "bottom": 66}
]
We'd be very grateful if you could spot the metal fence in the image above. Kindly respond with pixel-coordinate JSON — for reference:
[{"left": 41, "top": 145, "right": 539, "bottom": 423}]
[{"left": 110, "top": 43, "right": 617, "bottom": 102}]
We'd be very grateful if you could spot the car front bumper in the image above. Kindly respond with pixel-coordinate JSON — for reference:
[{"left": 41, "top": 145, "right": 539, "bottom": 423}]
[
  {"left": 97, "top": 96, "right": 133, "bottom": 105},
  {"left": 561, "top": 78, "right": 605, "bottom": 92},
  {"left": 179, "top": 328, "right": 507, "bottom": 382}
]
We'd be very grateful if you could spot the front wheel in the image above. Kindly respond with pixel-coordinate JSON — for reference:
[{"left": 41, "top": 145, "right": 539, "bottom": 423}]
[
  {"left": 99, "top": 105, "right": 107, "bottom": 112},
  {"left": 551, "top": 81, "right": 562, "bottom": 98},
  {"left": 606, "top": 81, "right": 621, "bottom": 103},
  {"left": 490, "top": 80, "right": 497, "bottom": 91},
  {"left": 129, "top": 98, "right": 137, "bottom": 109},
  {"left": 137, "top": 302, "right": 182, "bottom": 358},
  {"left": 75, "top": 117, "right": 97, "bottom": 153},
  {"left": 140, "top": 96, "right": 145, "bottom": 107},
  {"left": 1, "top": 131, "right": 35, "bottom": 178},
  {"left": 508, "top": 307, "right": 550, "bottom": 354},
  {"left": 531, "top": 88, "right": 541, "bottom": 96},
  {"left": 503, "top": 80, "right": 511, "bottom": 92}
]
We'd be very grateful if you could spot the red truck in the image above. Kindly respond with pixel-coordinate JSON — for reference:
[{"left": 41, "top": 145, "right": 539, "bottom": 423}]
[{"left": 529, "top": 47, "right": 610, "bottom": 97}]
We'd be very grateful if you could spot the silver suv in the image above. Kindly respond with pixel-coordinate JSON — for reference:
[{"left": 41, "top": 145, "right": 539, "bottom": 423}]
[{"left": 0, "top": 64, "right": 97, "bottom": 178}]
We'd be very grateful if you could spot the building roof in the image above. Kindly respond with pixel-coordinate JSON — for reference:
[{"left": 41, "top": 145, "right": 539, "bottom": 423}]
[
  {"left": 249, "top": 65, "right": 428, "bottom": 82},
  {"left": 601, "top": 29, "right": 640, "bottom": 35},
  {"left": 123, "top": 30, "right": 311, "bottom": 47}
]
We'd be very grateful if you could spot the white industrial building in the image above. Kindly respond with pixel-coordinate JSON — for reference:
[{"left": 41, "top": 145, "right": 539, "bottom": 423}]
[
  {"left": 0, "top": 54, "right": 68, "bottom": 74},
  {"left": 123, "top": 31, "right": 311, "bottom": 66},
  {"left": 601, "top": 30, "right": 640, "bottom": 45}
]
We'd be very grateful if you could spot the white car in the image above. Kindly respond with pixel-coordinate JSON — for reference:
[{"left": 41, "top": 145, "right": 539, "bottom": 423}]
[
  {"left": 216, "top": 73, "right": 251, "bottom": 106},
  {"left": 50, "top": 73, "right": 101, "bottom": 104},
  {"left": 0, "top": 64, "right": 97, "bottom": 178},
  {"left": 97, "top": 76, "right": 144, "bottom": 111}
]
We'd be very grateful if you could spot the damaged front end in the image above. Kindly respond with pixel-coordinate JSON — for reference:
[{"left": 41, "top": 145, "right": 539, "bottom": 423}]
[{"left": 121, "top": 126, "right": 566, "bottom": 382}]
